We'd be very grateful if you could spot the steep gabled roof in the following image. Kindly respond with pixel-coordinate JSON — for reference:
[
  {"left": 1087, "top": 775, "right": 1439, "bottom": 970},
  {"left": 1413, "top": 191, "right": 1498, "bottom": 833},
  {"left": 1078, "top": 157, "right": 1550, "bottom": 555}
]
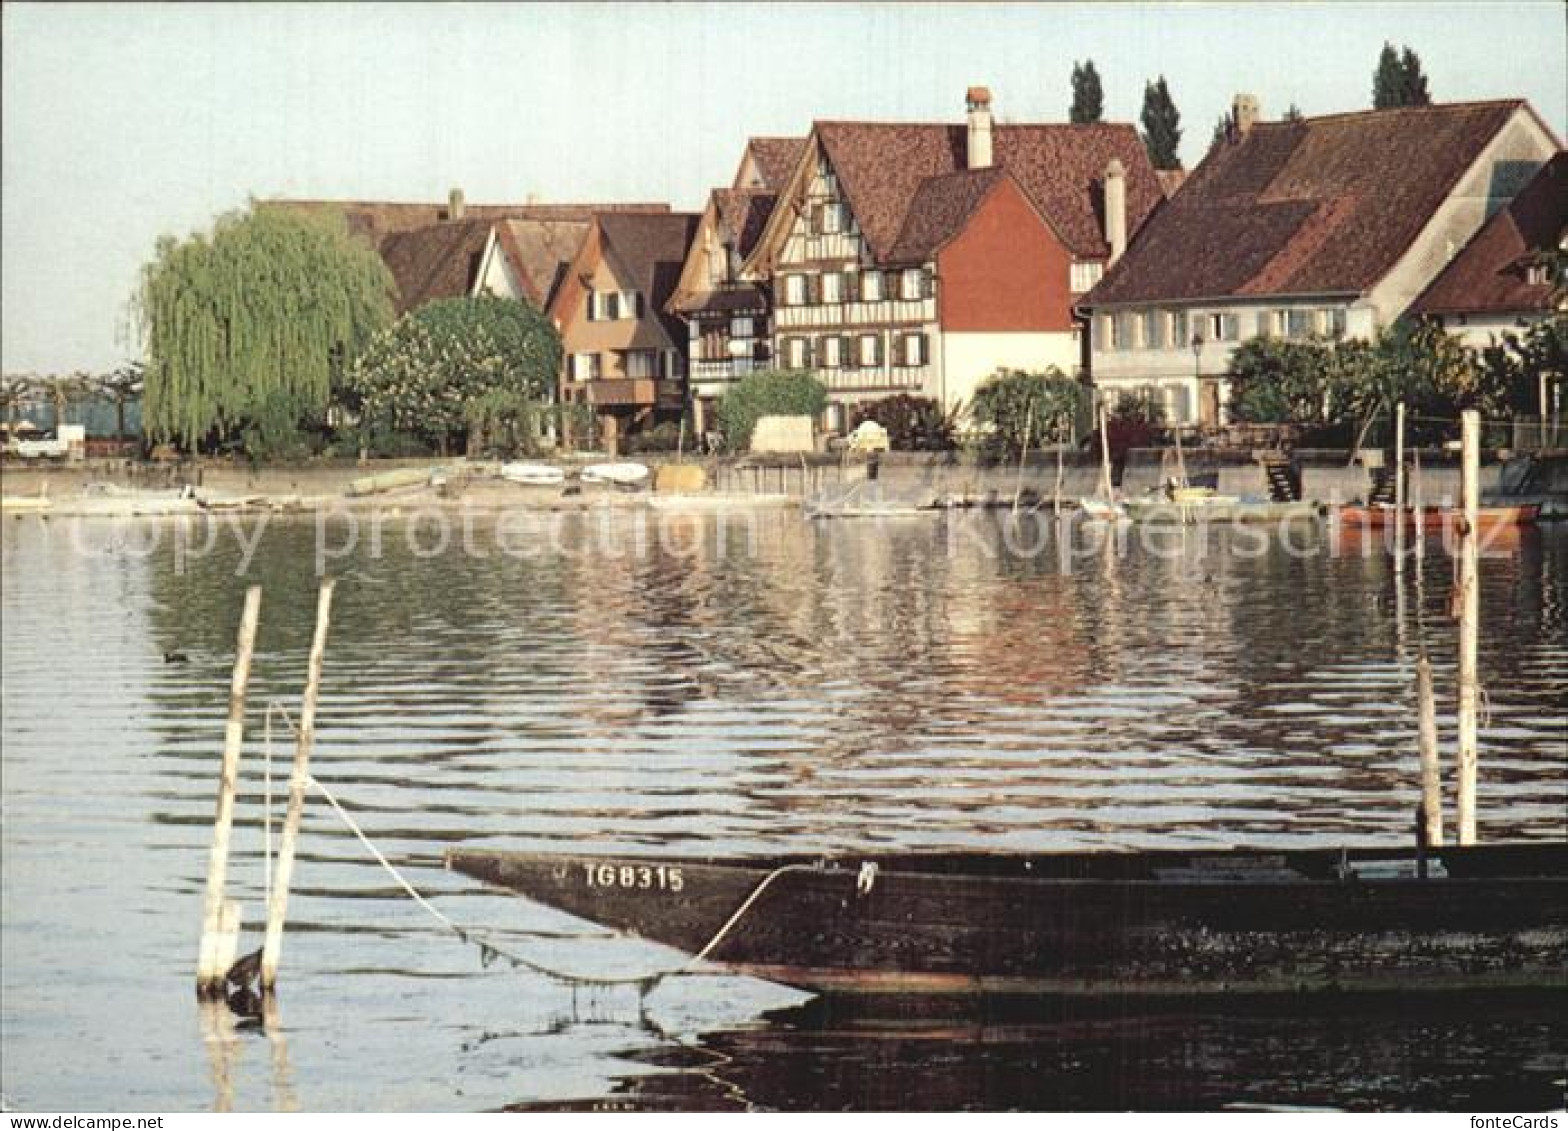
[
  {"left": 1411, "top": 150, "right": 1566, "bottom": 317},
  {"left": 494, "top": 218, "right": 592, "bottom": 308},
  {"left": 377, "top": 220, "right": 493, "bottom": 313},
  {"left": 739, "top": 137, "right": 808, "bottom": 190},
  {"left": 596, "top": 211, "right": 702, "bottom": 341},
  {"left": 808, "top": 120, "right": 1162, "bottom": 266},
  {"left": 885, "top": 167, "right": 1008, "bottom": 264},
  {"left": 1084, "top": 100, "right": 1540, "bottom": 306},
  {"left": 713, "top": 188, "right": 779, "bottom": 259}
]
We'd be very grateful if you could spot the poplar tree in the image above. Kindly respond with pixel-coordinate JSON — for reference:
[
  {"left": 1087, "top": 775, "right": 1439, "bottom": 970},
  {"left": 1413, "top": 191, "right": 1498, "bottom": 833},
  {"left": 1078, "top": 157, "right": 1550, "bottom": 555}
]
[
  {"left": 135, "top": 204, "right": 395, "bottom": 451},
  {"left": 1374, "top": 42, "right": 1433, "bottom": 108},
  {"left": 1140, "top": 76, "right": 1183, "bottom": 170},
  {"left": 1070, "top": 60, "right": 1105, "bottom": 124}
]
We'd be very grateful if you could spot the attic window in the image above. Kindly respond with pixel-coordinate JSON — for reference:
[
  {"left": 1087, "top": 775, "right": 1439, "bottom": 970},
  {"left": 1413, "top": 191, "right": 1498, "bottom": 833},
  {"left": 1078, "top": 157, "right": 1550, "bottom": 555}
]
[
  {"left": 1525, "top": 263, "right": 1550, "bottom": 286},
  {"left": 1070, "top": 262, "right": 1104, "bottom": 293}
]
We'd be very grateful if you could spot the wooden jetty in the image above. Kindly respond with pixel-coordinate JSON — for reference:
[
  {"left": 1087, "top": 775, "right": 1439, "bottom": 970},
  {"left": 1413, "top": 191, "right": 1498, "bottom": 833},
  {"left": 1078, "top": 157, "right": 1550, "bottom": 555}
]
[{"left": 446, "top": 840, "right": 1567, "bottom": 999}]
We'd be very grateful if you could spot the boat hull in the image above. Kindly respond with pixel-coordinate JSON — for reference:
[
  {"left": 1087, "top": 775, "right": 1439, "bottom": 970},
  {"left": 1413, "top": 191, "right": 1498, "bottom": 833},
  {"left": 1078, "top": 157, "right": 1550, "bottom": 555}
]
[
  {"left": 1337, "top": 504, "right": 1539, "bottom": 534},
  {"left": 446, "top": 843, "right": 1568, "bottom": 998},
  {"left": 1122, "top": 500, "right": 1324, "bottom": 524}
]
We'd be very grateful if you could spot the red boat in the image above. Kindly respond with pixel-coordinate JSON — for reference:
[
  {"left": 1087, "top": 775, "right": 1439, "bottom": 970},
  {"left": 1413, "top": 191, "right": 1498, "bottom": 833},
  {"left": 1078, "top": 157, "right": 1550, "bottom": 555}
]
[{"left": 1337, "top": 503, "right": 1539, "bottom": 535}]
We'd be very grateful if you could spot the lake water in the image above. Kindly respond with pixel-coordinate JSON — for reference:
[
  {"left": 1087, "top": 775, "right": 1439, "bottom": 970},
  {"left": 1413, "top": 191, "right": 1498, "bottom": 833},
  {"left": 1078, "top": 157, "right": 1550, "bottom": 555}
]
[{"left": 2, "top": 508, "right": 1564, "bottom": 1111}]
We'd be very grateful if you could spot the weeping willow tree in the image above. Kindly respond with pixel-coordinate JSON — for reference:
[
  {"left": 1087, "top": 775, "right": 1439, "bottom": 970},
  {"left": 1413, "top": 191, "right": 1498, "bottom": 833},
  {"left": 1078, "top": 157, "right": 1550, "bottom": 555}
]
[{"left": 134, "top": 204, "right": 395, "bottom": 452}]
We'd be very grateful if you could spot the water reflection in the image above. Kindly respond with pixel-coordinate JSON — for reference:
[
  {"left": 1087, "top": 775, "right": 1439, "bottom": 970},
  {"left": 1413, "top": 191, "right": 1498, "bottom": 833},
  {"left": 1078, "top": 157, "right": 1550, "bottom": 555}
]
[{"left": 2, "top": 511, "right": 1564, "bottom": 1110}]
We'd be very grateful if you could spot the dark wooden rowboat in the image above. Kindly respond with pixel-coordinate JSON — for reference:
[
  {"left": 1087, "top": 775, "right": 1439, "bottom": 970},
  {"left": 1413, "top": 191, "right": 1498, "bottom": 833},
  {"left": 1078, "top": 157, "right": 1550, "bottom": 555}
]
[{"left": 446, "top": 841, "right": 1568, "bottom": 998}]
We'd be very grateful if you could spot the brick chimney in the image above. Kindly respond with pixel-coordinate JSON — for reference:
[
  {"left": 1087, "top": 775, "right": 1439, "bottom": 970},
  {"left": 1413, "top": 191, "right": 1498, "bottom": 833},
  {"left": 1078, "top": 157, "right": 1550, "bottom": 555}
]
[
  {"left": 1233, "top": 93, "right": 1261, "bottom": 136},
  {"left": 966, "top": 86, "right": 994, "bottom": 170},
  {"left": 1104, "top": 158, "right": 1127, "bottom": 264},
  {"left": 448, "top": 187, "right": 465, "bottom": 221}
]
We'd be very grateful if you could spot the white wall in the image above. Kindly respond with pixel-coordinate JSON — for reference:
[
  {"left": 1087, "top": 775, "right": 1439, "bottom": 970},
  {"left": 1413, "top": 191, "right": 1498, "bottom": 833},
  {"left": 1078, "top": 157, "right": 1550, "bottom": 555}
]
[{"left": 941, "top": 331, "right": 1079, "bottom": 416}]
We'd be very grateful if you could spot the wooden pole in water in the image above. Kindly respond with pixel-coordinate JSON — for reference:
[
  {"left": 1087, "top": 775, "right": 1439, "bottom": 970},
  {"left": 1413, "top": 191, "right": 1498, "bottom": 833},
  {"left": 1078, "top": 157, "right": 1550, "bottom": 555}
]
[
  {"left": 1053, "top": 441, "right": 1065, "bottom": 517},
  {"left": 1416, "top": 651, "right": 1443, "bottom": 847},
  {"left": 1412, "top": 449, "right": 1425, "bottom": 566},
  {"left": 260, "top": 578, "right": 336, "bottom": 991},
  {"left": 1012, "top": 399, "right": 1034, "bottom": 515},
  {"left": 1455, "top": 410, "right": 1481, "bottom": 845},
  {"left": 1098, "top": 403, "right": 1114, "bottom": 503},
  {"left": 1393, "top": 402, "right": 1406, "bottom": 574},
  {"left": 197, "top": 585, "right": 262, "bottom": 999}
]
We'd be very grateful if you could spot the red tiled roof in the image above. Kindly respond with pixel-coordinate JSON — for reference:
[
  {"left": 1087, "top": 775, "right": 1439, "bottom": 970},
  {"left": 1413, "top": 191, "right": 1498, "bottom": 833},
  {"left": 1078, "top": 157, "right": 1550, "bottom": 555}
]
[
  {"left": 597, "top": 212, "right": 702, "bottom": 342},
  {"left": 494, "top": 218, "right": 592, "bottom": 308},
  {"left": 713, "top": 188, "right": 779, "bottom": 259},
  {"left": 1411, "top": 151, "right": 1566, "bottom": 317},
  {"left": 886, "top": 167, "right": 1007, "bottom": 264},
  {"left": 377, "top": 220, "right": 493, "bottom": 313},
  {"left": 814, "top": 121, "right": 1163, "bottom": 264},
  {"left": 745, "top": 138, "right": 807, "bottom": 190},
  {"left": 1083, "top": 100, "right": 1534, "bottom": 306},
  {"left": 266, "top": 198, "right": 668, "bottom": 245}
]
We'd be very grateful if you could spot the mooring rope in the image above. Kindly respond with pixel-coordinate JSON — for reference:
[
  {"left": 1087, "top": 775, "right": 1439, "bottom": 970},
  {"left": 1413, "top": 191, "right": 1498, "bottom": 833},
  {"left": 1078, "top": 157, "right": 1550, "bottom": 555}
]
[{"left": 298, "top": 762, "right": 816, "bottom": 990}]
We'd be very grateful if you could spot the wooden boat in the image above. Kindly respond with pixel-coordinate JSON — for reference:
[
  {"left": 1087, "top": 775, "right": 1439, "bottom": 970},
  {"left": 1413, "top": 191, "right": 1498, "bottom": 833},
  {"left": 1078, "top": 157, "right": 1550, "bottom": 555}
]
[
  {"left": 500, "top": 462, "right": 566, "bottom": 487},
  {"left": 345, "top": 467, "right": 436, "bottom": 497},
  {"left": 1337, "top": 503, "right": 1539, "bottom": 534},
  {"left": 581, "top": 462, "right": 650, "bottom": 486},
  {"left": 447, "top": 840, "right": 1567, "bottom": 999}
]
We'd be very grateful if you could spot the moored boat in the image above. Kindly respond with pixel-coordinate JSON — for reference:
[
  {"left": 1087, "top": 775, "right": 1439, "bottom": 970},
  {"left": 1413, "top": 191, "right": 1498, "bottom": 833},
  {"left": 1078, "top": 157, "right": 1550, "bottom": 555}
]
[
  {"left": 581, "top": 462, "right": 651, "bottom": 486},
  {"left": 500, "top": 462, "right": 566, "bottom": 487},
  {"left": 446, "top": 840, "right": 1567, "bottom": 999},
  {"left": 1337, "top": 503, "right": 1539, "bottom": 534}
]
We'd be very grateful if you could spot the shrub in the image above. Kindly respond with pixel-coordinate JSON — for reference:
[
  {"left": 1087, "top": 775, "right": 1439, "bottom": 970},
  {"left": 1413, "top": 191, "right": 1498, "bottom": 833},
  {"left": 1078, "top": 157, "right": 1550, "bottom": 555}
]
[
  {"left": 715, "top": 369, "right": 827, "bottom": 450},
  {"left": 968, "top": 367, "right": 1085, "bottom": 456},
  {"left": 850, "top": 394, "right": 955, "bottom": 450},
  {"left": 623, "top": 421, "right": 686, "bottom": 454}
]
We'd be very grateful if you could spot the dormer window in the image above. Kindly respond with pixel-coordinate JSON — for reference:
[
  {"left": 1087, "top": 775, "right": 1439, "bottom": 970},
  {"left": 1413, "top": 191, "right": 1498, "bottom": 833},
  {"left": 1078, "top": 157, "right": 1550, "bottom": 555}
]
[
  {"left": 1070, "top": 262, "right": 1104, "bottom": 293},
  {"left": 1525, "top": 262, "right": 1550, "bottom": 286}
]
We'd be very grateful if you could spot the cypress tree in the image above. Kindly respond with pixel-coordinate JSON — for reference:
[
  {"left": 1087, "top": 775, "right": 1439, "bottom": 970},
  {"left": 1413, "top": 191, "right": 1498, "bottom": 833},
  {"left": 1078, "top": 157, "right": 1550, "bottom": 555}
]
[
  {"left": 1399, "top": 46, "right": 1432, "bottom": 106},
  {"left": 1140, "top": 76, "right": 1183, "bottom": 170},
  {"left": 1070, "top": 60, "right": 1105, "bottom": 124},
  {"left": 1373, "top": 42, "right": 1404, "bottom": 108}
]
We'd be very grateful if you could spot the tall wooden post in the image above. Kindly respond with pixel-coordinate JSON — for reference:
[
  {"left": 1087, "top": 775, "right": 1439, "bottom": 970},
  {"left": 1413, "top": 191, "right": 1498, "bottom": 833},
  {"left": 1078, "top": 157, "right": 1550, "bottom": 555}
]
[
  {"left": 1393, "top": 402, "right": 1406, "bottom": 574},
  {"left": 1098, "top": 404, "right": 1114, "bottom": 503},
  {"left": 1416, "top": 652, "right": 1443, "bottom": 846},
  {"left": 1455, "top": 410, "right": 1481, "bottom": 845},
  {"left": 260, "top": 579, "right": 336, "bottom": 991},
  {"left": 197, "top": 585, "right": 262, "bottom": 998}
]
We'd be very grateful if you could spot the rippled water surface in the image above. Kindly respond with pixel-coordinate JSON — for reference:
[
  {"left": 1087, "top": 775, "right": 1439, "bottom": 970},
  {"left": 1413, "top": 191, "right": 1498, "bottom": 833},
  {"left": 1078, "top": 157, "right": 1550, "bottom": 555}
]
[{"left": 3, "top": 510, "right": 1564, "bottom": 1110}]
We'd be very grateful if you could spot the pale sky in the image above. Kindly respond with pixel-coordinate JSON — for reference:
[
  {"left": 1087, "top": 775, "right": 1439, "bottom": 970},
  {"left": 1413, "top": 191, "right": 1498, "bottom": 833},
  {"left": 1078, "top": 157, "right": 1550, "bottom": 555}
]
[{"left": 2, "top": 1, "right": 1563, "bottom": 374}]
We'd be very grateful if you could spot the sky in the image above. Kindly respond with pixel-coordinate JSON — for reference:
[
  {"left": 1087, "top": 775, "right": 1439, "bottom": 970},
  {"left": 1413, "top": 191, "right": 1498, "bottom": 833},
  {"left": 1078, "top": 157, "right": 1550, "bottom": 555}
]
[{"left": 2, "top": 1, "right": 1564, "bottom": 374}]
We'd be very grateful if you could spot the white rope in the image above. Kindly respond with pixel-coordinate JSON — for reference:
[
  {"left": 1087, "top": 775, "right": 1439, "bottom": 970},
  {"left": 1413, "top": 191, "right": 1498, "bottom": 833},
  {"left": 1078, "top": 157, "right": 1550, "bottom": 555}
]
[{"left": 304, "top": 770, "right": 818, "bottom": 988}]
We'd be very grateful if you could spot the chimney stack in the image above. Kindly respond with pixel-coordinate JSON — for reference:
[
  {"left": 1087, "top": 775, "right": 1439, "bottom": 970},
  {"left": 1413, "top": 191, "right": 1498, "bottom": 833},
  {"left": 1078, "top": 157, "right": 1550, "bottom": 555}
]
[
  {"left": 1104, "top": 158, "right": 1127, "bottom": 265},
  {"left": 1233, "top": 93, "right": 1260, "bottom": 137},
  {"left": 448, "top": 187, "right": 465, "bottom": 221},
  {"left": 966, "top": 86, "right": 994, "bottom": 170}
]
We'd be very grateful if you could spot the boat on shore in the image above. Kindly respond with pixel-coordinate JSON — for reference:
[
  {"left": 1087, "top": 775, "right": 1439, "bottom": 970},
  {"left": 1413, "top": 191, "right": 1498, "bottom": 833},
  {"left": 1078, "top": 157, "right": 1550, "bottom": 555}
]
[
  {"left": 446, "top": 839, "right": 1567, "bottom": 1000},
  {"left": 1337, "top": 503, "right": 1539, "bottom": 534},
  {"left": 500, "top": 462, "right": 566, "bottom": 487}
]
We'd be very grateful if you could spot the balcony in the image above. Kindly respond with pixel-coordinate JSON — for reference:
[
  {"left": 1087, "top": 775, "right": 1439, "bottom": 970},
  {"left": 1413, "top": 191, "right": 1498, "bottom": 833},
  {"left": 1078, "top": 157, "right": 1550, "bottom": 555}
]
[{"left": 586, "top": 379, "right": 684, "bottom": 409}]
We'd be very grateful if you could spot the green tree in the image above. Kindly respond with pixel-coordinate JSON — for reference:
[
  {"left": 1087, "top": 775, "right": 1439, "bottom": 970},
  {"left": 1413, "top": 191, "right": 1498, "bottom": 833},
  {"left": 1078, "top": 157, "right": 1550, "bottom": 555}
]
[
  {"left": 850, "top": 394, "right": 955, "bottom": 451},
  {"left": 347, "top": 294, "right": 561, "bottom": 456},
  {"left": 969, "top": 367, "right": 1084, "bottom": 456},
  {"left": 1399, "top": 46, "right": 1432, "bottom": 106},
  {"left": 1477, "top": 314, "right": 1568, "bottom": 415},
  {"left": 715, "top": 369, "right": 827, "bottom": 451},
  {"left": 1140, "top": 76, "right": 1183, "bottom": 170},
  {"left": 1374, "top": 42, "right": 1432, "bottom": 108},
  {"left": 97, "top": 362, "right": 145, "bottom": 441},
  {"left": 1226, "top": 337, "right": 1334, "bottom": 425},
  {"left": 1, "top": 374, "right": 36, "bottom": 432},
  {"left": 1070, "top": 60, "right": 1105, "bottom": 124},
  {"left": 1209, "top": 111, "right": 1235, "bottom": 153},
  {"left": 135, "top": 204, "right": 395, "bottom": 451}
]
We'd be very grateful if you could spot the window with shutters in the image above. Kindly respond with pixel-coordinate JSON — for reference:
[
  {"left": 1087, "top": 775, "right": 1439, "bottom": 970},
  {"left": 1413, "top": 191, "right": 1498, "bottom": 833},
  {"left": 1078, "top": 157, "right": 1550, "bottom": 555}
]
[
  {"left": 784, "top": 275, "right": 806, "bottom": 306},
  {"left": 901, "top": 333, "right": 926, "bottom": 366},
  {"left": 729, "top": 316, "right": 754, "bottom": 338},
  {"left": 1319, "top": 307, "right": 1347, "bottom": 337},
  {"left": 1139, "top": 311, "right": 1159, "bottom": 350},
  {"left": 822, "top": 336, "right": 842, "bottom": 368},
  {"left": 624, "top": 349, "right": 658, "bottom": 379},
  {"left": 1099, "top": 314, "right": 1117, "bottom": 350},
  {"left": 821, "top": 272, "right": 843, "bottom": 304},
  {"left": 901, "top": 269, "right": 924, "bottom": 301},
  {"left": 786, "top": 337, "right": 808, "bottom": 369},
  {"left": 1206, "top": 312, "right": 1239, "bottom": 341},
  {"left": 859, "top": 333, "right": 881, "bottom": 367},
  {"left": 1167, "top": 310, "right": 1188, "bottom": 349},
  {"left": 571, "top": 353, "right": 601, "bottom": 381},
  {"left": 1114, "top": 312, "right": 1137, "bottom": 352},
  {"left": 862, "top": 271, "right": 884, "bottom": 303},
  {"left": 1286, "top": 309, "right": 1313, "bottom": 338},
  {"left": 585, "top": 289, "right": 598, "bottom": 322}
]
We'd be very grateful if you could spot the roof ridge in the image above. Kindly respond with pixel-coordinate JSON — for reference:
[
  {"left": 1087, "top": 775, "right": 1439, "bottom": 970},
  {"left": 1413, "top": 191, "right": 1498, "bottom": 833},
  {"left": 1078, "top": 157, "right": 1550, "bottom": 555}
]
[{"left": 1286, "top": 98, "right": 1524, "bottom": 126}]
